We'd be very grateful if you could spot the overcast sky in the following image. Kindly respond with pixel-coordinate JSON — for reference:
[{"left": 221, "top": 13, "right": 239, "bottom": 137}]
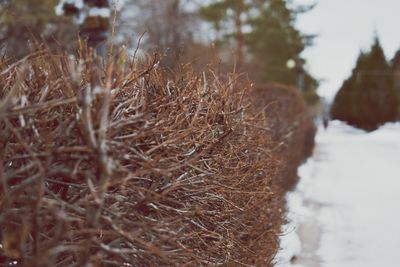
[{"left": 294, "top": 0, "right": 400, "bottom": 100}]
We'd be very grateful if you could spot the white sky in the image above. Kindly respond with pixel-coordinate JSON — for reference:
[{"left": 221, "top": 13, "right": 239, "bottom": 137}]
[{"left": 294, "top": 0, "right": 400, "bottom": 100}]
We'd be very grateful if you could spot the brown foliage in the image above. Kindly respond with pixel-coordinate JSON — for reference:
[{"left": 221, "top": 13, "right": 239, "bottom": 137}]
[
  {"left": 251, "top": 83, "right": 316, "bottom": 190},
  {"left": 0, "top": 49, "right": 313, "bottom": 266}
]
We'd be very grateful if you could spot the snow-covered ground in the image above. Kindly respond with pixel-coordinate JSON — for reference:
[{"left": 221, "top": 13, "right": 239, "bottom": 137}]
[{"left": 275, "top": 121, "right": 400, "bottom": 267}]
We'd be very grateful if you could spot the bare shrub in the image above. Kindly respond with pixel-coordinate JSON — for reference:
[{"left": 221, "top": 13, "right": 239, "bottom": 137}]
[
  {"left": 0, "top": 49, "right": 300, "bottom": 266},
  {"left": 251, "top": 83, "right": 316, "bottom": 190}
]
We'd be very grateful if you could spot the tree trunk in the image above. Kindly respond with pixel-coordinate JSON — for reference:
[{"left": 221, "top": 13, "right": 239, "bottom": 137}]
[{"left": 235, "top": 0, "right": 244, "bottom": 68}]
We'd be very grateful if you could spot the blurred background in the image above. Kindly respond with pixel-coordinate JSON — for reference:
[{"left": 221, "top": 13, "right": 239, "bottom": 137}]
[
  {"left": 0, "top": 0, "right": 320, "bottom": 105},
  {"left": 1, "top": 0, "right": 400, "bottom": 130}
]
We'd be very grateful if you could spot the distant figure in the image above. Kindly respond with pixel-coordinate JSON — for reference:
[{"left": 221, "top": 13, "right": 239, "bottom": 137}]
[
  {"left": 56, "top": 0, "right": 111, "bottom": 56},
  {"left": 323, "top": 116, "right": 329, "bottom": 130}
]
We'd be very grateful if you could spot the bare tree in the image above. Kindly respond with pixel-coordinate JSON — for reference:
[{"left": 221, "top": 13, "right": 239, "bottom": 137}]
[{"left": 120, "top": 0, "right": 198, "bottom": 68}]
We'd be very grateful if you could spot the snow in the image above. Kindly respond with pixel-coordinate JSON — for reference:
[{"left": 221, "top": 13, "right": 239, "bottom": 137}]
[
  {"left": 56, "top": 0, "right": 84, "bottom": 15},
  {"left": 275, "top": 121, "right": 400, "bottom": 267},
  {"left": 89, "top": 8, "right": 111, "bottom": 18},
  {"left": 55, "top": 0, "right": 123, "bottom": 16}
]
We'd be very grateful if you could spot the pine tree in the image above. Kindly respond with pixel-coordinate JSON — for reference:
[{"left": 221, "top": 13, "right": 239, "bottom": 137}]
[
  {"left": 331, "top": 36, "right": 398, "bottom": 130},
  {"left": 200, "top": 0, "right": 319, "bottom": 105},
  {"left": 247, "top": 0, "right": 304, "bottom": 83},
  {"left": 390, "top": 49, "right": 400, "bottom": 118}
]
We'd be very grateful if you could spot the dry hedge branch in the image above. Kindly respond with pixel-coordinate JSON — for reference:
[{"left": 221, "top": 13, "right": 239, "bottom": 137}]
[
  {"left": 251, "top": 83, "right": 316, "bottom": 190},
  {"left": 0, "top": 47, "right": 316, "bottom": 266},
  {"left": 0, "top": 50, "right": 313, "bottom": 266}
]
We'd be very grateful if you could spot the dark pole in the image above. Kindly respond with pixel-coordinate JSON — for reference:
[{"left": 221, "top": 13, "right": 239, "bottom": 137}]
[{"left": 296, "top": 63, "right": 304, "bottom": 92}]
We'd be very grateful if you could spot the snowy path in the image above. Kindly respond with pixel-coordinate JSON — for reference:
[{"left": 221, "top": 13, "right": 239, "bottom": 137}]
[{"left": 275, "top": 122, "right": 400, "bottom": 267}]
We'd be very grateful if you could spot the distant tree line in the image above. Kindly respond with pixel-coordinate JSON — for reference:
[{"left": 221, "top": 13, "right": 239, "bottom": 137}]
[
  {"left": 0, "top": 0, "right": 319, "bottom": 105},
  {"left": 331, "top": 36, "right": 400, "bottom": 131},
  {"left": 0, "top": 0, "right": 77, "bottom": 57}
]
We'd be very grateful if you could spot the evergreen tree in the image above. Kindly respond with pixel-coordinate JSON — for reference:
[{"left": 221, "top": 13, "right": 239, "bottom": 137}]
[
  {"left": 247, "top": 0, "right": 305, "bottom": 83},
  {"left": 200, "top": 0, "right": 319, "bottom": 105},
  {"left": 391, "top": 50, "right": 400, "bottom": 70},
  {"left": 331, "top": 37, "right": 399, "bottom": 130},
  {"left": 390, "top": 49, "right": 400, "bottom": 119}
]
